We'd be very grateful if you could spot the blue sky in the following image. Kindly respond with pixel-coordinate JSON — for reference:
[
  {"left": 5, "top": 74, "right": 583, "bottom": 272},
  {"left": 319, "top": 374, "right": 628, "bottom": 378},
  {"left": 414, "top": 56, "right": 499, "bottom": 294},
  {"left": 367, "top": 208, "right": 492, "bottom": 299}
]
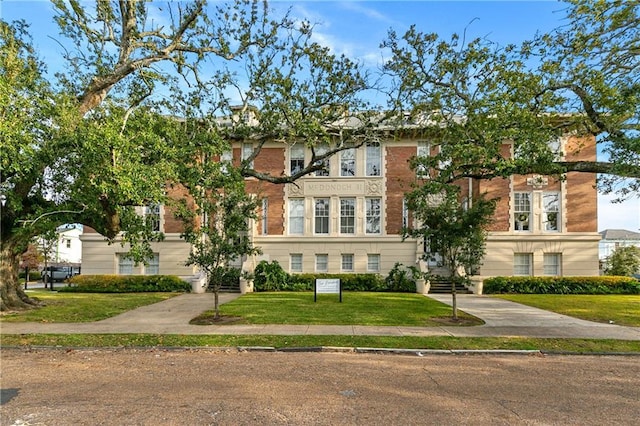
[{"left": 2, "top": 0, "right": 638, "bottom": 232}]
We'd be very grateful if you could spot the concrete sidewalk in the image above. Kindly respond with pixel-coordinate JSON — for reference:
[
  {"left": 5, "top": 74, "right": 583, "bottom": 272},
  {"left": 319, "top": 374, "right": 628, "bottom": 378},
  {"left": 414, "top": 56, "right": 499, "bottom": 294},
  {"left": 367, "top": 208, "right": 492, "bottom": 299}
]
[{"left": 1, "top": 292, "right": 639, "bottom": 340}]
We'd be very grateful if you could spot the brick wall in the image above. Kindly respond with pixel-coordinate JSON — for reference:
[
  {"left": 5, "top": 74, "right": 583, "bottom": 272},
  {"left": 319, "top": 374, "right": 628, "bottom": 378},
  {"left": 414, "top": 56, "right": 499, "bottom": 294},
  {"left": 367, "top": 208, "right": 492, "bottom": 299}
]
[{"left": 385, "top": 145, "right": 415, "bottom": 235}]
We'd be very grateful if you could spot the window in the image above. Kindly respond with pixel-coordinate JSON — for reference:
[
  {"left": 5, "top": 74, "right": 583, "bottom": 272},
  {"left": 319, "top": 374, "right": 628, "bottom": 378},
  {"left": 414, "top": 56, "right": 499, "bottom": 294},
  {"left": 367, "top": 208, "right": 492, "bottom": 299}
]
[
  {"left": 366, "top": 198, "right": 381, "bottom": 234},
  {"left": 341, "top": 254, "right": 354, "bottom": 272},
  {"left": 316, "top": 254, "right": 328, "bottom": 272},
  {"left": 65, "top": 239, "right": 71, "bottom": 249},
  {"left": 402, "top": 199, "right": 409, "bottom": 229},
  {"left": 314, "top": 144, "right": 330, "bottom": 176},
  {"left": 314, "top": 198, "right": 330, "bottom": 234},
  {"left": 366, "top": 141, "right": 381, "bottom": 176},
  {"left": 544, "top": 253, "right": 561, "bottom": 276},
  {"left": 289, "top": 199, "right": 305, "bottom": 235},
  {"left": 291, "top": 254, "right": 303, "bottom": 273},
  {"left": 145, "top": 204, "right": 161, "bottom": 232},
  {"left": 118, "top": 254, "right": 134, "bottom": 275},
  {"left": 543, "top": 192, "right": 560, "bottom": 231},
  {"left": 367, "top": 254, "right": 380, "bottom": 272},
  {"left": 340, "top": 146, "right": 356, "bottom": 176},
  {"left": 340, "top": 198, "right": 355, "bottom": 234},
  {"left": 416, "top": 141, "right": 430, "bottom": 177},
  {"left": 145, "top": 253, "right": 159, "bottom": 275},
  {"left": 261, "top": 198, "right": 269, "bottom": 235},
  {"left": 514, "top": 193, "right": 531, "bottom": 231},
  {"left": 220, "top": 150, "right": 232, "bottom": 173},
  {"left": 290, "top": 144, "right": 305, "bottom": 174},
  {"left": 548, "top": 137, "right": 562, "bottom": 160},
  {"left": 513, "top": 253, "right": 532, "bottom": 276},
  {"left": 242, "top": 143, "right": 254, "bottom": 167}
]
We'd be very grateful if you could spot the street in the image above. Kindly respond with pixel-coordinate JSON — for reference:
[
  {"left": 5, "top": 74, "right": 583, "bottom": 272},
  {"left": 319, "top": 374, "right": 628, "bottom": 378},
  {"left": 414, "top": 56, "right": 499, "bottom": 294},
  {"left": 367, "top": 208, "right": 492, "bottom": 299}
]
[{"left": 1, "top": 349, "right": 638, "bottom": 425}]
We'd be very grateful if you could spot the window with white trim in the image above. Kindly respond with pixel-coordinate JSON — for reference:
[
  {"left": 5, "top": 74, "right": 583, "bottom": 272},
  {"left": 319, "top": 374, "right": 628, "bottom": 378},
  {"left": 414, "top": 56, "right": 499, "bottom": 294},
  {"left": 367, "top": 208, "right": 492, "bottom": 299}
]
[
  {"left": 367, "top": 254, "right": 380, "bottom": 272},
  {"left": 314, "top": 144, "right": 330, "bottom": 176},
  {"left": 340, "top": 146, "right": 356, "bottom": 176},
  {"left": 365, "top": 198, "right": 381, "bottom": 234},
  {"left": 315, "top": 254, "right": 328, "bottom": 272},
  {"left": 513, "top": 253, "right": 532, "bottom": 276},
  {"left": 402, "top": 198, "right": 409, "bottom": 229},
  {"left": 290, "top": 144, "right": 305, "bottom": 174},
  {"left": 220, "top": 150, "right": 232, "bottom": 174},
  {"left": 145, "top": 253, "right": 159, "bottom": 275},
  {"left": 416, "top": 141, "right": 430, "bottom": 178},
  {"left": 118, "top": 254, "right": 134, "bottom": 275},
  {"left": 261, "top": 198, "right": 268, "bottom": 235},
  {"left": 340, "top": 198, "right": 356, "bottom": 234},
  {"left": 145, "top": 204, "right": 161, "bottom": 232},
  {"left": 288, "top": 199, "right": 305, "bottom": 235},
  {"left": 341, "top": 254, "right": 354, "bottom": 272},
  {"left": 290, "top": 254, "right": 303, "bottom": 273},
  {"left": 543, "top": 192, "right": 560, "bottom": 232},
  {"left": 543, "top": 253, "right": 561, "bottom": 276},
  {"left": 366, "top": 141, "right": 381, "bottom": 176},
  {"left": 314, "top": 198, "right": 330, "bottom": 234},
  {"left": 241, "top": 143, "right": 254, "bottom": 167},
  {"left": 514, "top": 193, "right": 531, "bottom": 231}
]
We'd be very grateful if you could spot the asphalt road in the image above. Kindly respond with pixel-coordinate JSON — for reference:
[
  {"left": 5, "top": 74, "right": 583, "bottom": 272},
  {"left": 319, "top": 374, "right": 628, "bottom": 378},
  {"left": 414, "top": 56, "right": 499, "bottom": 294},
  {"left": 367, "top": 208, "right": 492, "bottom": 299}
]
[{"left": 1, "top": 349, "right": 638, "bottom": 425}]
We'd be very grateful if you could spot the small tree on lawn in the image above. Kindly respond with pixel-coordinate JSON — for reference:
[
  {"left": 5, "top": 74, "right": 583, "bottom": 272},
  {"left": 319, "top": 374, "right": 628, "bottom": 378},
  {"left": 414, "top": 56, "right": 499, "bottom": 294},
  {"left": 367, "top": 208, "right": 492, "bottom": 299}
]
[
  {"left": 177, "top": 163, "right": 261, "bottom": 320},
  {"left": 19, "top": 243, "right": 42, "bottom": 287},
  {"left": 604, "top": 246, "right": 640, "bottom": 277},
  {"left": 404, "top": 181, "right": 496, "bottom": 320}
]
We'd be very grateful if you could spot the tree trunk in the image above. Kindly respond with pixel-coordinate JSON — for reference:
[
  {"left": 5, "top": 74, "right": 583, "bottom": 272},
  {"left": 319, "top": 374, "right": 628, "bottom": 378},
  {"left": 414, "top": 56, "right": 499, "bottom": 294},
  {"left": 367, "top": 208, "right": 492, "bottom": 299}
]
[
  {"left": 213, "top": 289, "right": 220, "bottom": 320},
  {"left": 450, "top": 278, "right": 458, "bottom": 320},
  {"left": 1, "top": 242, "right": 38, "bottom": 311}
]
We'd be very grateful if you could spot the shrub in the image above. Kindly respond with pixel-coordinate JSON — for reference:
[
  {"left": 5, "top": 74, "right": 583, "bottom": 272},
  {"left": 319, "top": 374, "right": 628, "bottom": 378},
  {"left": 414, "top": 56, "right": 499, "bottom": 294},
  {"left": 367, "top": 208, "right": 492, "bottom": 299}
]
[
  {"left": 61, "top": 275, "right": 191, "bottom": 293},
  {"left": 483, "top": 276, "right": 640, "bottom": 295},
  {"left": 384, "top": 263, "right": 418, "bottom": 292},
  {"left": 253, "top": 260, "right": 289, "bottom": 291}
]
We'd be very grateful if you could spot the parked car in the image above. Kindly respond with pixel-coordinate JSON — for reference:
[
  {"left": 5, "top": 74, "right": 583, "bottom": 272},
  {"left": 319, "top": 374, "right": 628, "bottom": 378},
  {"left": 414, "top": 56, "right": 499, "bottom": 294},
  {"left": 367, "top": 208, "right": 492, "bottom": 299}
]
[{"left": 41, "top": 266, "right": 72, "bottom": 282}]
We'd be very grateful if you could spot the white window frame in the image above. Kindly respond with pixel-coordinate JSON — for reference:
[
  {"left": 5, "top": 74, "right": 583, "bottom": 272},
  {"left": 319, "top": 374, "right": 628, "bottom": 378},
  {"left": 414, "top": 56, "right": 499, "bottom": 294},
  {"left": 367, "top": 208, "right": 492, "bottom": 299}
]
[
  {"left": 145, "top": 253, "right": 160, "bottom": 275},
  {"left": 543, "top": 192, "right": 560, "bottom": 232},
  {"left": 341, "top": 254, "right": 354, "bottom": 272},
  {"left": 416, "top": 141, "right": 430, "bottom": 178},
  {"left": 145, "top": 204, "right": 161, "bottom": 232},
  {"left": 290, "top": 254, "right": 303, "bottom": 273},
  {"left": 340, "top": 146, "right": 356, "bottom": 176},
  {"left": 314, "top": 198, "right": 330, "bottom": 235},
  {"left": 118, "top": 254, "right": 134, "bottom": 275},
  {"left": 543, "top": 253, "right": 561, "bottom": 276},
  {"left": 514, "top": 193, "right": 531, "bottom": 231},
  {"left": 314, "top": 144, "right": 330, "bottom": 176},
  {"left": 315, "top": 254, "right": 328, "bottom": 272},
  {"left": 241, "top": 142, "right": 254, "bottom": 168},
  {"left": 402, "top": 198, "right": 409, "bottom": 229},
  {"left": 290, "top": 144, "right": 305, "bottom": 174},
  {"left": 366, "top": 141, "right": 381, "bottom": 176},
  {"left": 365, "top": 198, "right": 381, "bottom": 235},
  {"left": 367, "top": 254, "right": 380, "bottom": 272},
  {"left": 340, "top": 198, "right": 356, "bottom": 234},
  {"left": 288, "top": 199, "right": 305, "bottom": 235},
  {"left": 220, "top": 150, "right": 232, "bottom": 174},
  {"left": 513, "top": 253, "right": 532, "bottom": 276}
]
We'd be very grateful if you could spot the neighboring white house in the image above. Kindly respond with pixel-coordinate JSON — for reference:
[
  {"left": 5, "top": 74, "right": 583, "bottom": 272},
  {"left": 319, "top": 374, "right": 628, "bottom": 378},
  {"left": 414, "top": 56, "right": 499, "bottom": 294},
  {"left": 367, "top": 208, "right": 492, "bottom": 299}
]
[
  {"left": 599, "top": 229, "right": 640, "bottom": 260},
  {"left": 40, "top": 224, "right": 83, "bottom": 266}
]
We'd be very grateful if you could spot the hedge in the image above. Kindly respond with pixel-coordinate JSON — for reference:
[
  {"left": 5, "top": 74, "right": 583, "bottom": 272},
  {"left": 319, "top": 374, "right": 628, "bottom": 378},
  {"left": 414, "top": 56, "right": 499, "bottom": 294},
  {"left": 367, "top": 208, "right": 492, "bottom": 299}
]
[
  {"left": 60, "top": 275, "right": 191, "bottom": 293},
  {"left": 483, "top": 276, "right": 640, "bottom": 295},
  {"left": 253, "top": 260, "right": 415, "bottom": 292}
]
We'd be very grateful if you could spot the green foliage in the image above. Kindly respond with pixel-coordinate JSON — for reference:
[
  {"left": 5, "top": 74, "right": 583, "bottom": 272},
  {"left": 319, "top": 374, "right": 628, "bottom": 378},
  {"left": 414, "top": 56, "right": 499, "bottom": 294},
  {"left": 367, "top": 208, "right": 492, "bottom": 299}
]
[
  {"left": 61, "top": 275, "right": 190, "bottom": 293},
  {"left": 384, "top": 263, "right": 418, "bottom": 292},
  {"left": 483, "top": 276, "right": 640, "bottom": 295},
  {"left": 604, "top": 246, "right": 640, "bottom": 277},
  {"left": 253, "top": 260, "right": 290, "bottom": 291}
]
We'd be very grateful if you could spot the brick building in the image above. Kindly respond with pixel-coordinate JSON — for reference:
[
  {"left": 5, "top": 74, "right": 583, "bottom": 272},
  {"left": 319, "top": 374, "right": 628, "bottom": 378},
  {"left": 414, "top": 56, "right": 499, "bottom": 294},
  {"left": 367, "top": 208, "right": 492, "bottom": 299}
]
[{"left": 81, "top": 130, "right": 600, "bottom": 292}]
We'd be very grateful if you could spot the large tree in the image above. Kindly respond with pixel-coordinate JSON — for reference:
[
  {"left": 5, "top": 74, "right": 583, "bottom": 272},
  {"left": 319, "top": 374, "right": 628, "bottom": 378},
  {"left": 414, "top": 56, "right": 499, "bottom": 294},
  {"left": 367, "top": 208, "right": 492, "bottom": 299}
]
[
  {"left": 1, "top": 0, "right": 372, "bottom": 311},
  {"left": 382, "top": 0, "right": 640, "bottom": 194}
]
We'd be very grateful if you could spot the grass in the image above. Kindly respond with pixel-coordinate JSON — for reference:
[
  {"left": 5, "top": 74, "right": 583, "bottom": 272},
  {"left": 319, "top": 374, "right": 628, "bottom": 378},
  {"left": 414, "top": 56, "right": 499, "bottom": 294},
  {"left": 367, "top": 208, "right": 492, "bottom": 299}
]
[
  {"left": 0, "top": 290, "right": 180, "bottom": 323},
  {"left": 2, "top": 334, "right": 639, "bottom": 354},
  {"left": 193, "top": 292, "right": 482, "bottom": 326},
  {"left": 493, "top": 294, "right": 640, "bottom": 327}
]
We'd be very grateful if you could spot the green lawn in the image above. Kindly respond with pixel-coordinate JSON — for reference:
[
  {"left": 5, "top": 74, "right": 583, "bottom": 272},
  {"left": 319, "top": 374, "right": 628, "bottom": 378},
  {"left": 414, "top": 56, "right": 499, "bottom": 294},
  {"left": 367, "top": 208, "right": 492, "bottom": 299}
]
[
  {"left": 197, "top": 292, "right": 481, "bottom": 326},
  {"left": 0, "top": 291, "right": 180, "bottom": 323},
  {"left": 493, "top": 294, "right": 640, "bottom": 327}
]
